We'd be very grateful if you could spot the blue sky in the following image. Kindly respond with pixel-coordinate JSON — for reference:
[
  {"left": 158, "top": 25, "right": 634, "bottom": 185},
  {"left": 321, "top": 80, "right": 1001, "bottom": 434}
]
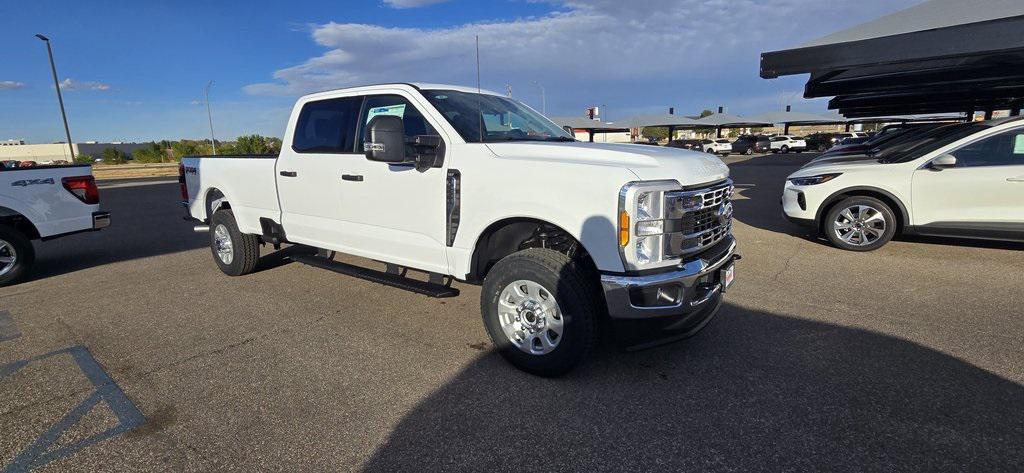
[{"left": 1, "top": 0, "right": 920, "bottom": 143}]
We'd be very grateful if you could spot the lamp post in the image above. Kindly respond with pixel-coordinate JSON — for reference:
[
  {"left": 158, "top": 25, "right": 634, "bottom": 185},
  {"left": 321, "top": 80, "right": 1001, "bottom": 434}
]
[
  {"left": 35, "top": 34, "right": 75, "bottom": 161},
  {"left": 204, "top": 81, "right": 217, "bottom": 155},
  {"left": 531, "top": 81, "right": 546, "bottom": 114}
]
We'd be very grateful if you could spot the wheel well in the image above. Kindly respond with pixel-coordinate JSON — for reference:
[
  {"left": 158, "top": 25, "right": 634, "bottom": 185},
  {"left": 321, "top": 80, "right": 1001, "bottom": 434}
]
[
  {"left": 0, "top": 208, "right": 40, "bottom": 240},
  {"left": 467, "top": 218, "right": 593, "bottom": 283},
  {"left": 204, "top": 188, "right": 229, "bottom": 220},
  {"left": 817, "top": 189, "right": 907, "bottom": 234}
]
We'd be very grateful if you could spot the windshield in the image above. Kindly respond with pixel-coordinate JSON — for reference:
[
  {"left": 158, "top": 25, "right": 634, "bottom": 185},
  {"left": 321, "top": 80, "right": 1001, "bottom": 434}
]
[
  {"left": 877, "top": 123, "right": 989, "bottom": 163},
  {"left": 422, "top": 90, "right": 575, "bottom": 143}
]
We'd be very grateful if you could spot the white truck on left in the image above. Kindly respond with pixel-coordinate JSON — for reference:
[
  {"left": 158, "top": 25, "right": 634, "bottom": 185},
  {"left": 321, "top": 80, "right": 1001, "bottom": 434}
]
[{"left": 0, "top": 164, "right": 111, "bottom": 285}]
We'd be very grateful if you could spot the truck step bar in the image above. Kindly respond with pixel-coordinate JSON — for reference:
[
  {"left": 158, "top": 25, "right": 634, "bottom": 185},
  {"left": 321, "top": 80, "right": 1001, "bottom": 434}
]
[{"left": 290, "top": 254, "right": 460, "bottom": 298}]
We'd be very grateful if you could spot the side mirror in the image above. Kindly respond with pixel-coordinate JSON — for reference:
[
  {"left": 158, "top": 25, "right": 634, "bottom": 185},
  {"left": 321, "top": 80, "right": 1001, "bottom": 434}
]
[
  {"left": 930, "top": 154, "right": 957, "bottom": 170},
  {"left": 363, "top": 115, "right": 407, "bottom": 163}
]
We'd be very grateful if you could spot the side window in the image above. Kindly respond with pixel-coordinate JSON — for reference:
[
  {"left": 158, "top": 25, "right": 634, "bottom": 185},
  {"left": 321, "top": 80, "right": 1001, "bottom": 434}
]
[
  {"left": 292, "top": 96, "right": 363, "bottom": 153},
  {"left": 358, "top": 95, "right": 437, "bottom": 147},
  {"left": 950, "top": 129, "right": 1024, "bottom": 168}
]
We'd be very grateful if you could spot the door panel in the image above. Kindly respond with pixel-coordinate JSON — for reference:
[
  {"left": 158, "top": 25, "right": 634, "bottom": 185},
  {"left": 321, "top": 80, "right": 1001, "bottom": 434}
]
[
  {"left": 912, "top": 128, "right": 1024, "bottom": 226},
  {"left": 334, "top": 93, "right": 449, "bottom": 273},
  {"left": 277, "top": 96, "right": 363, "bottom": 248}
]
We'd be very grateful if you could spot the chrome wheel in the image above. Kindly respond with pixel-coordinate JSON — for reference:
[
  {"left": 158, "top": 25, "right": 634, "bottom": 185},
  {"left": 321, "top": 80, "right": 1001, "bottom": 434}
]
[
  {"left": 0, "top": 239, "right": 16, "bottom": 277},
  {"left": 213, "top": 224, "right": 234, "bottom": 265},
  {"left": 497, "top": 280, "right": 564, "bottom": 355},
  {"left": 833, "top": 205, "right": 886, "bottom": 247}
]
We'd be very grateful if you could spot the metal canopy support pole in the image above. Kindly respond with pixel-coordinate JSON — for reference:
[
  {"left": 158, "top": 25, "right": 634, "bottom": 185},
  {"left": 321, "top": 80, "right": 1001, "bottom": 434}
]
[
  {"left": 588, "top": 130, "right": 595, "bottom": 142},
  {"left": 784, "top": 123, "right": 791, "bottom": 135},
  {"left": 845, "top": 123, "right": 852, "bottom": 132},
  {"left": 666, "top": 125, "right": 674, "bottom": 142},
  {"left": 984, "top": 109, "right": 994, "bottom": 120}
]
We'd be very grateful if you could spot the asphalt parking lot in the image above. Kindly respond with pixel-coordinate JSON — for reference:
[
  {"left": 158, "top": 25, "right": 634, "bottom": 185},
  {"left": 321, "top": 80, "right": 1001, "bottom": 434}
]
[{"left": 2, "top": 152, "right": 1022, "bottom": 471}]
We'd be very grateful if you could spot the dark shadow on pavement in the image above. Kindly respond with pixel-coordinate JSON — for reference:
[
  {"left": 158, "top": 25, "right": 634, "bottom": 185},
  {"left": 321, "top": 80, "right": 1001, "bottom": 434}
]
[{"left": 362, "top": 303, "right": 1024, "bottom": 472}]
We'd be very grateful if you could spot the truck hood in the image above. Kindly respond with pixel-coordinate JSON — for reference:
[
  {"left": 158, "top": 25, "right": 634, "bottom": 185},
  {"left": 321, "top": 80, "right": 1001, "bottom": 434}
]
[{"left": 485, "top": 142, "right": 729, "bottom": 186}]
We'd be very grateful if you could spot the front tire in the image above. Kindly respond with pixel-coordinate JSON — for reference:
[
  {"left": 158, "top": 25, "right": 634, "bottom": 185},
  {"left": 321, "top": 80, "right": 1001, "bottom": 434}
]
[
  {"left": 781, "top": 145, "right": 789, "bottom": 154},
  {"left": 823, "top": 196, "right": 897, "bottom": 251},
  {"left": 481, "top": 248, "right": 600, "bottom": 377},
  {"left": 0, "top": 224, "right": 34, "bottom": 287},
  {"left": 210, "top": 209, "right": 260, "bottom": 276},
  {"left": 743, "top": 148, "right": 753, "bottom": 155}
]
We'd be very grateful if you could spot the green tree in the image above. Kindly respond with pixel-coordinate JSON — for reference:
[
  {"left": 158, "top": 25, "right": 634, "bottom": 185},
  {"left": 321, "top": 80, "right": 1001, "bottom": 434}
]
[
  {"left": 641, "top": 127, "right": 669, "bottom": 141},
  {"left": 699, "top": 109, "right": 714, "bottom": 118},
  {"left": 101, "top": 148, "right": 128, "bottom": 164},
  {"left": 133, "top": 142, "right": 167, "bottom": 163},
  {"left": 74, "top": 154, "right": 94, "bottom": 164},
  {"left": 232, "top": 135, "right": 279, "bottom": 155}
]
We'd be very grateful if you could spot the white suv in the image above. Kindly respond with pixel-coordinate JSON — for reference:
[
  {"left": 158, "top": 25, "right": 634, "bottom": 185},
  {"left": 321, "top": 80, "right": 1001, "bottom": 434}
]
[
  {"left": 702, "top": 138, "right": 733, "bottom": 155},
  {"left": 769, "top": 135, "right": 806, "bottom": 153},
  {"left": 782, "top": 118, "right": 1024, "bottom": 251}
]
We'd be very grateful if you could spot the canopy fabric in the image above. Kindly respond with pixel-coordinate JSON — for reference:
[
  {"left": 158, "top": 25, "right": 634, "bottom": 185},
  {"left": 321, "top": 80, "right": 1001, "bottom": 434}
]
[
  {"left": 760, "top": 0, "right": 1024, "bottom": 117},
  {"left": 551, "top": 117, "right": 629, "bottom": 131},
  {"left": 624, "top": 114, "right": 701, "bottom": 128},
  {"left": 693, "top": 113, "right": 772, "bottom": 128},
  {"left": 746, "top": 111, "right": 846, "bottom": 125}
]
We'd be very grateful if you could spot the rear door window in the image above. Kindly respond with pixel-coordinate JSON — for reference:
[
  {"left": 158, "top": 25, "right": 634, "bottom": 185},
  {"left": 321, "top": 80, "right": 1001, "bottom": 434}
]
[{"left": 292, "top": 97, "right": 364, "bottom": 154}]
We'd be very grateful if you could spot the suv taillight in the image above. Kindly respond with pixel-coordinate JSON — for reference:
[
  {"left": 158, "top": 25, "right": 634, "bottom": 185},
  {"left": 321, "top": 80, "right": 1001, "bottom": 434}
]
[
  {"left": 61, "top": 176, "right": 100, "bottom": 204},
  {"left": 178, "top": 163, "right": 188, "bottom": 200}
]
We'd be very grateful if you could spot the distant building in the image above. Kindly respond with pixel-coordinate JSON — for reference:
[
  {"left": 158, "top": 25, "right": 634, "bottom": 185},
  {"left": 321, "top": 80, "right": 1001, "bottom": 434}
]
[{"left": 0, "top": 142, "right": 148, "bottom": 162}]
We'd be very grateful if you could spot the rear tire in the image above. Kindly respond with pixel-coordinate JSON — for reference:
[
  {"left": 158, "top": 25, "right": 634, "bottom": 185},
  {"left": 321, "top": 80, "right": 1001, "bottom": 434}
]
[
  {"left": 781, "top": 145, "right": 789, "bottom": 154},
  {"left": 743, "top": 148, "right": 753, "bottom": 155},
  {"left": 0, "top": 224, "right": 34, "bottom": 287},
  {"left": 481, "top": 248, "right": 600, "bottom": 377},
  {"left": 210, "top": 209, "right": 260, "bottom": 276}
]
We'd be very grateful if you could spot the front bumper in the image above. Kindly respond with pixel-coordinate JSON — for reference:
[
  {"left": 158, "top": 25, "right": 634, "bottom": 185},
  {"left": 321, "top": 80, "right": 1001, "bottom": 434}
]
[
  {"left": 600, "top": 237, "right": 737, "bottom": 320},
  {"left": 92, "top": 211, "right": 111, "bottom": 230}
]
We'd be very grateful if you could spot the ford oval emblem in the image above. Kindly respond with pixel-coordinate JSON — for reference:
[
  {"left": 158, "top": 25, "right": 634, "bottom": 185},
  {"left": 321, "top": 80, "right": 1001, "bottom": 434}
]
[{"left": 717, "top": 202, "right": 734, "bottom": 225}]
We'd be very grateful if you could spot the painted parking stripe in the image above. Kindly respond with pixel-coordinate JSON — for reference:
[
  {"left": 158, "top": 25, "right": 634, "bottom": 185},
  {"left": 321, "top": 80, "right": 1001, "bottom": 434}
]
[{"left": 0, "top": 311, "right": 20, "bottom": 342}]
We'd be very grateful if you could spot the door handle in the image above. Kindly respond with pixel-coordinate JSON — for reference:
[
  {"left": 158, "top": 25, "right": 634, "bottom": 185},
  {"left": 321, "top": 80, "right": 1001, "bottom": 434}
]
[
  {"left": 1008, "top": 177, "right": 1024, "bottom": 182},
  {"left": 342, "top": 174, "right": 364, "bottom": 182},
  {"left": 279, "top": 171, "right": 297, "bottom": 177}
]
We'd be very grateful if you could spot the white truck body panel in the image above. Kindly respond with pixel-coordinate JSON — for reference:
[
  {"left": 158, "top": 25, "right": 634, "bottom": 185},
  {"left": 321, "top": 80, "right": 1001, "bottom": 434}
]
[
  {"left": 182, "top": 83, "right": 731, "bottom": 278},
  {"left": 0, "top": 165, "right": 102, "bottom": 237}
]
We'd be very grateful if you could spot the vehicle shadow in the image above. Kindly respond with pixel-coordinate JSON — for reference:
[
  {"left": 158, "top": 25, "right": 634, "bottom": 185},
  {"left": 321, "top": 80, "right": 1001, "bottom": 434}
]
[
  {"left": 361, "top": 302, "right": 1024, "bottom": 472},
  {"left": 24, "top": 183, "right": 300, "bottom": 282},
  {"left": 727, "top": 153, "right": 817, "bottom": 237}
]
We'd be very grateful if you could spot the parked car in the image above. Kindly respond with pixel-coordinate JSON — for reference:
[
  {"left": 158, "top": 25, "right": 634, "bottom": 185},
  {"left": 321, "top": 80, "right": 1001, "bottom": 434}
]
[
  {"left": 768, "top": 135, "right": 807, "bottom": 153},
  {"left": 782, "top": 117, "right": 1024, "bottom": 251},
  {"left": 700, "top": 138, "right": 733, "bottom": 155},
  {"left": 0, "top": 163, "right": 111, "bottom": 285},
  {"left": 804, "top": 132, "right": 860, "bottom": 152},
  {"left": 1, "top": 160, "right": 19, "bottom": 169},
  {"left": 666, "top": 139, "right": 703, "bottom": 150},
  {"left": 816, "top": 123, "right": 945, "bottom": 160},
  {"left": 180, "top": 83, "right": 738, "bottom": 376},
  {"left": 731, "top": 135, "right": 770, "bottom": 155}
]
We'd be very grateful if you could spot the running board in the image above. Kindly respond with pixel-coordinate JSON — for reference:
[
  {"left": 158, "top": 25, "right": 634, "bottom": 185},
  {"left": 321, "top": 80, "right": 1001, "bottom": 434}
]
[{"left": 290, "top": 254, "right": 459, "bottom": 298}]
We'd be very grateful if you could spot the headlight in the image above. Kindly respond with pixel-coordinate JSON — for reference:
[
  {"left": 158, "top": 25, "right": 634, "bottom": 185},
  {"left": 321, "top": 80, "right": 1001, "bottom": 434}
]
[
  {"left": 788, "top": 173, "right": 841, "bottom": 186},
  {"left": 618, "top": 180, "right": 677, "bottom": 271}
]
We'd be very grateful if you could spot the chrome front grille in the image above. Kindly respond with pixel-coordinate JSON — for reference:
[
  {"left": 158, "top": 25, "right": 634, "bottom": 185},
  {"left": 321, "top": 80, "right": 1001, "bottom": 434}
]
[{"left": 664, "top": 180, "right": 733, "bottom": 257}]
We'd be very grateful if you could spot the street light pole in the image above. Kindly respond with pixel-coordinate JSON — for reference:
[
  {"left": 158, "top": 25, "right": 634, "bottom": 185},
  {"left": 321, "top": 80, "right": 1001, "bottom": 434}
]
[
  {"left": 35, "top": 34, "right": 74, "bottom": 161},
  {"left": 204, "top": 81, "right": 217, "bottom": 155},
  {"left": 531, "top": 81, "right": 546, "bottom": 114}
]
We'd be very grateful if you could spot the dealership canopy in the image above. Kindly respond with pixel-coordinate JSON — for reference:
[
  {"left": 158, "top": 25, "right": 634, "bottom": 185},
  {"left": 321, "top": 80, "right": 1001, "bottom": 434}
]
[
  {"left": 551, "top": 117, "right": 630, "bottom": 142},
  {"left": 760, "top": 0, "right": 1024, "bottom": 118}
]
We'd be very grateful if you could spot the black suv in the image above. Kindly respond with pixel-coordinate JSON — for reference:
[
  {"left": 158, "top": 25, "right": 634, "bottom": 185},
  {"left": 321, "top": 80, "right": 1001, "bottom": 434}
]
[
  {"left": 731, "top": 135, "right": 770, "bottom": 155},
  {"left": 666, "top": 139, "right": 703, "bottom": 150}
]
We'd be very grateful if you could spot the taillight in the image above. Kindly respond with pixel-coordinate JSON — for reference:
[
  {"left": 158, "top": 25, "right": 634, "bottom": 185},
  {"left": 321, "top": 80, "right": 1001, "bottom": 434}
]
[
  {"left": 61, "top": 176, "right": 100, "bottom": 204},
  {"left": 178, "top": 163, "right": 188, "bottom": 200}
]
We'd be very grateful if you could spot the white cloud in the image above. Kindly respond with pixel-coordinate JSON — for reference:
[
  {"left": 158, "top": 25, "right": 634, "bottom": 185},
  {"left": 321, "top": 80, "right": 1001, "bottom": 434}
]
[
  {"left": 245, "top": 0, "right": 921, "bottom": 114},
  {"left": 0, "top": 81, "right": 25, "bottom": 90},
  {"left": 383, "top": 0, "right": 450, "bottom": 8},
  {"left": 59, "top": 78, "right": 111, "bottom": 91}
]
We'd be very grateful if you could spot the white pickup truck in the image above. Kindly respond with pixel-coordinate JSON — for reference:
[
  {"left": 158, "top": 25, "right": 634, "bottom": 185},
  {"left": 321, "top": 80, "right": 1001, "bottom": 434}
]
[
  {"left": 180, "top": 83, "right": 738, "bottom": 375},
  {"left": 0, "top": 164, "right": 111, "bottom": 286}
]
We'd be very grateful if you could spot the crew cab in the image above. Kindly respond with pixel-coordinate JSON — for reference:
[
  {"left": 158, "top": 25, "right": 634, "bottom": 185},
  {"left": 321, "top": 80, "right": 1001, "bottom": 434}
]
[
  {"left": 180, "top": 83, "right": 738, "bottom": 376},
  {"left": 783, "top": 117, "right": 1024, "bottom": 251},
  {"left": 768, "top": 135, "right": 806, "bottom": 153},
  {"left": 0, "top": 164, "right": 110, "bottom": 285}
]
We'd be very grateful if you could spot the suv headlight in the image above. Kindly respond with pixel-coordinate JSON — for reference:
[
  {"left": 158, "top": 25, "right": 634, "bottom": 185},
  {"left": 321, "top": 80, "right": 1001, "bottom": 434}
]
[{"left": 788, "top": 173, "right": 841, "bottom": 186}]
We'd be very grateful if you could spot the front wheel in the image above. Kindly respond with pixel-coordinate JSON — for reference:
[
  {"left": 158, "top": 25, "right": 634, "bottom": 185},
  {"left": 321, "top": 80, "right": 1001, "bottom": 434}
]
[
  {"left": 781, "top": 145, "right": 789, "bottom": 154},
  {"left": 210, "top": 209, "right": 261, "bottom": 276},
  {"left": 0, "top": 224, "right": 35, "bottom": 287},
  {"left": 823, "top": 197, "right": 897, "bottom": 251},
  {"left": 481, "top": 248, "right": 600, "bottom": 377},
  {"left": 743, "top": 148, "right": 753, "bottom": 155}
]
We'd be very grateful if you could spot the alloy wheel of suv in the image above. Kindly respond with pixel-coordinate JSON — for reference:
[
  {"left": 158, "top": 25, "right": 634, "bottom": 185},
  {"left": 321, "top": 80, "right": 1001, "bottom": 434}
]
[{"left": 824, "top": 196, "right": 897, "bottom": 251}]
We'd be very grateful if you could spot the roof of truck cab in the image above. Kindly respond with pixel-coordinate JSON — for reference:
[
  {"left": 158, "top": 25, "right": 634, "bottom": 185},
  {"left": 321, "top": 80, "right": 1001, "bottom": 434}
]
[{"left": 299, "top": 82, "right": 504, "bottom": 100}]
